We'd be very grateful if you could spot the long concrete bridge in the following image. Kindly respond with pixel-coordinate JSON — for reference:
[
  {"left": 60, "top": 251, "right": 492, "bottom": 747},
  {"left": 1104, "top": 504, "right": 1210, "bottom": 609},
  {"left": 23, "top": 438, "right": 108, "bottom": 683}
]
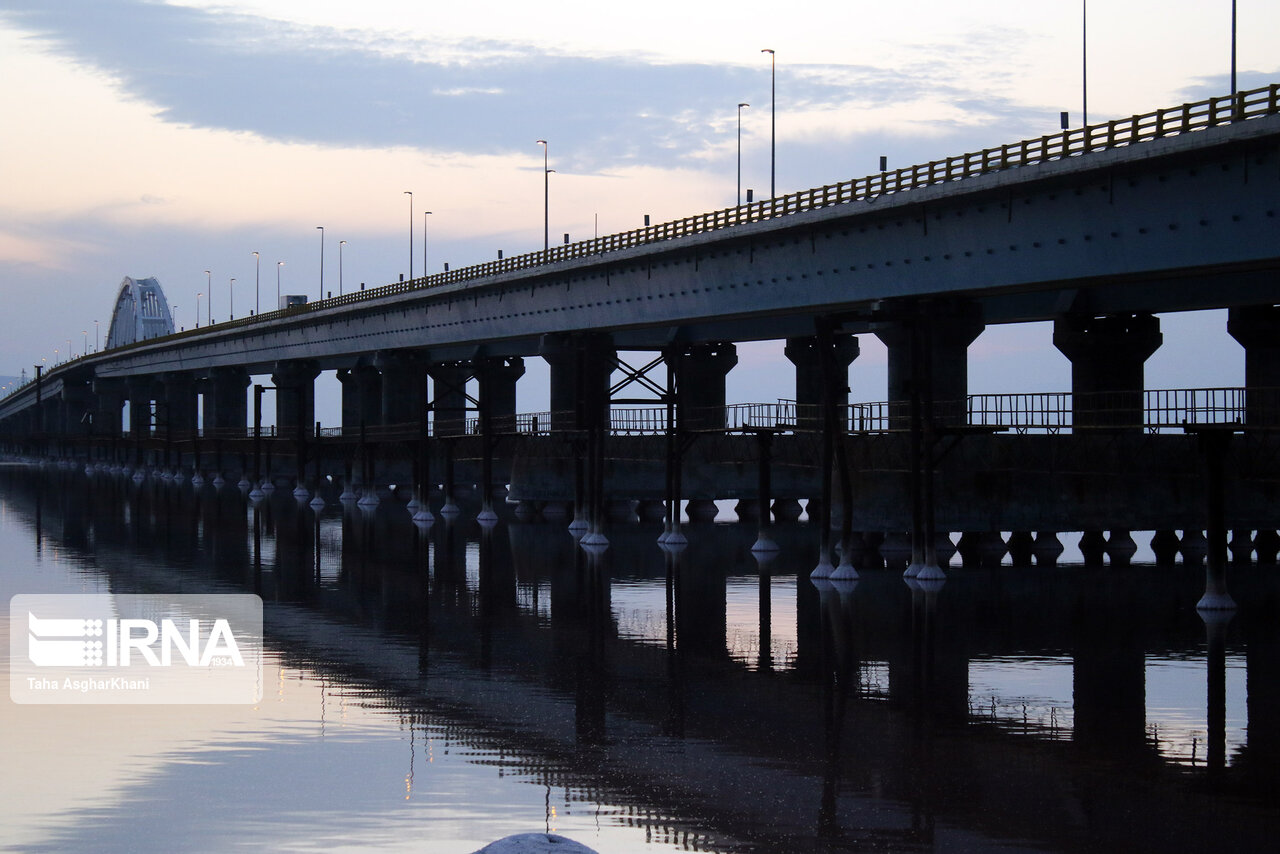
[{"left": 4, "top": 85, "right": 1280, "bottom": 578}]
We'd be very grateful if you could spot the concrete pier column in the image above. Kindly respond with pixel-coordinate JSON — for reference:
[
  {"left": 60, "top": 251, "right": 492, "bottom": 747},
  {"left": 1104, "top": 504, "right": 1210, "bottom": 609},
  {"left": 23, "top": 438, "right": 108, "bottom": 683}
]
[
  {"left": 377, "top": 351, "right": 426, "bottom": 428},
  {"left": 337, "top": 363, "right": 382, "bottom": 433},
  {"left": 1151, "top": 529, "right": 1181, "bottom": 564},
  {"left": 1079, "top": 530, "right": 1107, "bottom": 565},
  {"left": 874, "top": 302, "right": 984, "bottom": 427},
  {"left": 1255, "top": 530, "right": 1280, "bottom": 564},
  {"left": 540, "top": 333, "right": 612, "bottom": 433},
  {"left": 675, "top": 342, "right": 737, "bottom": 431},
  {"left": 785, "top": 334, "right": 859, "bottom": 430},
  {"left": 478, "top": 356, "right": 526, "bottom": 433},
  {"left": 1230, "top": 529, "right": 1254, "bottom": 563},
  {"left": 92, "top": 379, "right": 126, "bottom": 437},
  {"left": 1032, "top": 531, "right": 1064, "bottom": 566},
  {"left": 1053, "top": 313, "right": 1161, "bottom": 429},
  {"left": 1006, "top": 531, "right": 1034, "bottom": 566},
  {"left": 428, "top": 362, "right": 472, "bottom": 437},
  {"left": 1227, "top": 305, "right": 1280, "bottom": 425},
  {"left": 160, "top": 372, "right": 198, "bottom": 437},
  {"left": 59, "top": 376, "right": 93, "bottom": 436},
  {"left": 126, "top": 376, "right": 155, "bottom": 436},
  {"left": 271, "top": 360, "right": 320, "bottom": 436},
  {"left": 1106, "top": 529, "right": 1138, "bottom": 567},
  {"left": 203, "top": 366, "right": 250, "bottom": 437}
]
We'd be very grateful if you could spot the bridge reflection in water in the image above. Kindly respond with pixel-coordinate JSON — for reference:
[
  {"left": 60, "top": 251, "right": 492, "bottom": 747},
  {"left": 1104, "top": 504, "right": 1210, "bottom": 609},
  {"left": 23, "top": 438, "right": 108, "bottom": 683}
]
[{"left": 4, "top": 464, "right": 1279, "bottom": 853}]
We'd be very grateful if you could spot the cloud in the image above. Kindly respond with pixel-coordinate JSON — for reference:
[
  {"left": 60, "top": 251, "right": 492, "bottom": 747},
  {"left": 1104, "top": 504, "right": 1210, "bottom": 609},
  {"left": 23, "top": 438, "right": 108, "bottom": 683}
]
[{"left": 0, "top": 0, "right": 1047, "bottom": 180}]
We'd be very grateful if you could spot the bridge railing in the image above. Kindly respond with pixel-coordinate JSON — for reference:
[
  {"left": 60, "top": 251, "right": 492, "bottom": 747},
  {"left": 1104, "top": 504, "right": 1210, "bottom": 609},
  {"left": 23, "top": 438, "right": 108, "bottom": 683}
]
[
  {"left": 25, "top": 84, "right": 1271, "bottom": 383},
  {"left": 57, "top": 387, "right": 1267, "bottom": 443}
]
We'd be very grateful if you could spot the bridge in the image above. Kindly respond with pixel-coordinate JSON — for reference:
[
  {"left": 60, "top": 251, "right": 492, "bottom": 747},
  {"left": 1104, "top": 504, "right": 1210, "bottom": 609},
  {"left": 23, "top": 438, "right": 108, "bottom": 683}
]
[{"left": 3, "top": 85, "right": 1280, "bottom": 585}]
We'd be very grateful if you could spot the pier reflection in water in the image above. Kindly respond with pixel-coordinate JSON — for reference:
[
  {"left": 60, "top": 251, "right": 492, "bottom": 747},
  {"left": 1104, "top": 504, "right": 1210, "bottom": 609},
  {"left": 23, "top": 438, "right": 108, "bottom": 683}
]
[{"left": 1, "top": 464, "right": 1278, "bottom": 853}]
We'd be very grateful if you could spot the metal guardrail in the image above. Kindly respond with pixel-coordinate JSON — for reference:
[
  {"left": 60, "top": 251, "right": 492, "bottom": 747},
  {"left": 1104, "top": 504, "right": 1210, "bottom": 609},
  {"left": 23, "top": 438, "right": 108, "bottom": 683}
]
[
  {"left": 9, "top": 84, "right": 1276, "bottom": 409},
  {"left": 102, "top": 388, "right": 1260, "bottom": 441}
]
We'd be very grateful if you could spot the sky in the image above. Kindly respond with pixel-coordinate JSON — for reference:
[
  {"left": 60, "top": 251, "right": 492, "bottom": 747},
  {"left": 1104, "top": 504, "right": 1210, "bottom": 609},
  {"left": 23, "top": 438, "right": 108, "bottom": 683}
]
[{"left": 1, "top": 0, "right": 1276, "bottom": 415}]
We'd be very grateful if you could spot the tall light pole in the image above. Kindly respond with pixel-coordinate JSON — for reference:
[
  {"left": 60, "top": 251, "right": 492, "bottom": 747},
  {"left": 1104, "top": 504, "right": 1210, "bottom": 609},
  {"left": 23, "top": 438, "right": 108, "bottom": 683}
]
[
  {"left": 276, "top": 261, "right": 284, "bottom": 308},
  {"left": 737, "top": 102, "right": 750, "bottom": 205},
  {"left": 316, "top": 226, "right": 324, "bottom": 301},
  {"left": 339, "top": 240, "right": 346, "bottom": 295},
  {"left": 196, "top": 292, "right": 203, "bottom": 328},
  {"left": 94, "top": 319, "right": 99, "bottom": 351},
  {"left": 1231, "top": 0, "right": 1237, "bottom": 95},
  {"left": 404, "top": 191, "right": 413, "bottom": 279},
  {"left": 423, "top": 211, "right": 433, "bottom": 274},
  {"left": 761, "top": 49, "right": 775, "bottom": 198},
  {"left": 229, "top": 277, "right": 236, "bottom": 319},
  {"left": 204, "top": 270, "right": 212, "bottom": 325},
  {"left": 1082, "top": 2, "right": 1088, "bottom": 125},
  {"left": 252, "top": 251, "right": 260, "bottom": 315},
  {"left": 536, "top": 140, "right": 550, "bottom": 251},
  {"left": 82, "top": 330, "right": 87, "bottom": 356}
]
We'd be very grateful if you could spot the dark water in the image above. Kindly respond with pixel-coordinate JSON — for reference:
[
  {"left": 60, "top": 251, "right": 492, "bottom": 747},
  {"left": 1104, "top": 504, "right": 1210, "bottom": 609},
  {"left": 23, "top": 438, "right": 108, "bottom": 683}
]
[{"left": 2, "top": 463, "right": 1279, "bottom": 853}]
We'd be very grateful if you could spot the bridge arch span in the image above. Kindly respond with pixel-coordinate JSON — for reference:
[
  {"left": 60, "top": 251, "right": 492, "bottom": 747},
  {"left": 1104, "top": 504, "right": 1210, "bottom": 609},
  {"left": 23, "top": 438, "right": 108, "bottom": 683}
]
[{"left": 105, "top": 276, "right": 175, "bottom": 349}]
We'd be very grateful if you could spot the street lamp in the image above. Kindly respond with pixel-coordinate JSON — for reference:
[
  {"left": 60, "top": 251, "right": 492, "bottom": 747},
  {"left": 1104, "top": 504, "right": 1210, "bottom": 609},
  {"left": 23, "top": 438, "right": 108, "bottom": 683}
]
[
  {"left": 737, "top": 102, "right": 750, "bottom": 205},
  {"left": 276, "top": 261, "right": 284, "bottom": 309},
  {"left": 1231, "top": 0, "right": 1238, "bottom": 96},
  {"left": 1081, "top": 2, "right": 1088, "bottom": 125},
  {"left": 204, "top": 269, "right": 212, "bottom": 325},
  {"left": 82, "top": 330, "right": 87, "bottom": 356},
  {"left": 536, "top": 140, "right": 551, "bottom": 251},
  {"left": 94, "top": 319, "right": 99, "bottom": 351},
  {"left": 404, "top": 191, "right": 413, "bottom": 279},
  {"left": 252, "top": 251, "right": 260, "bottom": 315},
  {"left": 229, "top": 277, "right": 236, "bottom": 319},
  {"left": 423, "top": 211, "right": 433, "bottom": 275},
  {"left": 339, "top": 240, "right": 347, "bottom": 296},
  {"left": 196, "top": 293, "right": 203, "bottom": 328},
  {"left": 760, "top": 49, "right": 776, "bottom": 198},
  {"left": 316, "top": 226, "right": 324, "bottom": 301}
]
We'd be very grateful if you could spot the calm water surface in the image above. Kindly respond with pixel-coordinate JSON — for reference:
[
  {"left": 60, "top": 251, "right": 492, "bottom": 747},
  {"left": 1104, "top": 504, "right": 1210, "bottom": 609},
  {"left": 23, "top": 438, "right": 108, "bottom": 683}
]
[{"left": 2, "top": 463, "right": 1278, "bottom": 852}]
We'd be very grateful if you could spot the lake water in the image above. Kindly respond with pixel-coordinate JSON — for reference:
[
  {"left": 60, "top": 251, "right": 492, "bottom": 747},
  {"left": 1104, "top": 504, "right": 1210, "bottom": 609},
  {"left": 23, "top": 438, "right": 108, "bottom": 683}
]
[{"left": 2, "top": 462, "right": 1278, "bottom": 852}]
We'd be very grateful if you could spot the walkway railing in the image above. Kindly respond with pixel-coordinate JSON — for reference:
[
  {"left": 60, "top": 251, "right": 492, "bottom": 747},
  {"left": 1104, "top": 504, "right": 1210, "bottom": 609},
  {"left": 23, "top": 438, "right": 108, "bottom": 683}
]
[
  {"left": 14, "top": 82, "right": 1270, "bottom": 392},
  {"left": 107, "top": 387, "right": 1261, "bottom": 442}
]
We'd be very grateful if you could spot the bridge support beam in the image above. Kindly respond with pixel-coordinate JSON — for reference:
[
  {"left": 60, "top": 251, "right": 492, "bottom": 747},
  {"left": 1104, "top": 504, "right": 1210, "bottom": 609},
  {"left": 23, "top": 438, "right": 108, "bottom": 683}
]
[
  {"left": 1228, "top": 305, "right": 1280, "bottom": 426},
  {"left": 203, "top": 367, "right": 249, "bottom": 437},
  {"left": 59, "top": 376, "right": 93, "bottom": 438},
  {"left": 337, "top": 363, "right": 382, "bottom": 433},
  {"left": 1054, "top": 313, "right": 1161, "bottom": 430},
  {"left": 478, "top": 356, "right": 525, "bottom": 434},
  {"left": 378, "top": 351, "right": 426, "bottom": 428},
  {"left": 92, "top": 379, "right": 126, "bottom": 439},
  {"left": 475, "top": 357, "right": 526, "bottom": 508},
  {"left": 160, "top": 372, "right": 198, "bottom": 439},
  {"left": 675, "top": 342, "right": 737, "bottom": 431},
  {"left": 271, "top": 360, "right": 320, "bottom": 437},
  {"left": 540, "top": 333, "right": 612, "bottom": 433},
  {"left": 875, "top": 302, "right": 984, "bottom": 428},
  {"left": 786, "top": 334, "right": 859, "bottom": 431}
]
